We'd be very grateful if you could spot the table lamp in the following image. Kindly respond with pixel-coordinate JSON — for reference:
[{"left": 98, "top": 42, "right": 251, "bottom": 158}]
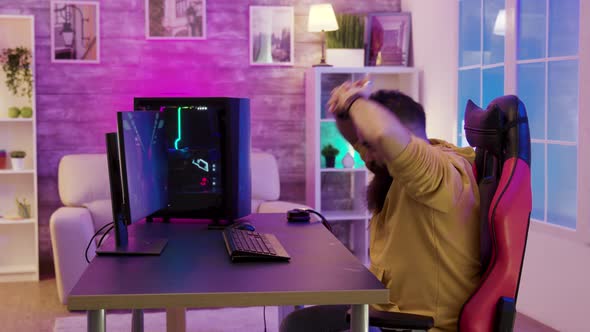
[{"left": 308, "top": 4, "right": 339, "bottom": 67}]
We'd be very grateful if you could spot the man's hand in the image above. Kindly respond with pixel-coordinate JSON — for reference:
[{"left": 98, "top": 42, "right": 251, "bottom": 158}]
[{"left": 327, "top": 78, "right": 372, "bottom": 118}]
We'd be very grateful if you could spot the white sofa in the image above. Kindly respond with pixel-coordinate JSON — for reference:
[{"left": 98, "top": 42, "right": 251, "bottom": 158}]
[{"left": 50, "top": 152, "right": 309, "bottom": 304}]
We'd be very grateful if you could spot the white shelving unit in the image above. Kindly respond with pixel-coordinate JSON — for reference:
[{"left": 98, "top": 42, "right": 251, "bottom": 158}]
[
  {"left": 0, "top": 15, "right": 39, "bottom": 282},
  {"left": 305, "top": 66, "right": 420, "bottom": 265}
]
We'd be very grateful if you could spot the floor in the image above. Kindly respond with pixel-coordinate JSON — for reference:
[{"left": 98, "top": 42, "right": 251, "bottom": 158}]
[{"left": 0, "top": 228, "right": 559, "bottom": 331}]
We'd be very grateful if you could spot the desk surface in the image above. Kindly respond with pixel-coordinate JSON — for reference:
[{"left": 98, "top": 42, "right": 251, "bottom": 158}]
[{"left": 68, "top": 213, "right": 388, "bottom": 310}]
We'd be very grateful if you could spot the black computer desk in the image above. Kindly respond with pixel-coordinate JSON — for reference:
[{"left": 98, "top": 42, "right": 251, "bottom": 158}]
[{"left": 68, "top": 213, "right": 389, "bottom": 332}]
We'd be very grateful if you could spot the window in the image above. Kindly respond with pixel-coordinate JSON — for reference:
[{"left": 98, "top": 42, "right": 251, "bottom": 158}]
[
  {"left": 458, "top": 0, "right": 582, "bottom": 231},
  {"left": 517, "top": 0, "right": 579, "bottom": 229},
  {"left": 458, "top": 0, "right": 506, "bottom": 147}
]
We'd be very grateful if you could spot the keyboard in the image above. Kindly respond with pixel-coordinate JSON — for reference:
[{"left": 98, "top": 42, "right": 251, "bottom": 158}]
[{"left": 222, "top": 228, "right": 291, "bottom": 262}]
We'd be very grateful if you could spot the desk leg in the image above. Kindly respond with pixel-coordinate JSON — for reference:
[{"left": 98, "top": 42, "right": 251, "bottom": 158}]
[
  {"left": 132, "top": 309, "right": 144, "bottom": 332},
  {"left": 166, "top": 307, "right": 186, "bottom": 332},
  {"left": 87, "top": 309, "right": 105, "bottom": 332},
  {"left": 349, "top": 304, "right": 369, "bottom": 332}
]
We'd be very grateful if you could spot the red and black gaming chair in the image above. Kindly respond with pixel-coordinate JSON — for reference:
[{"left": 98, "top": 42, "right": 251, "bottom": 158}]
[{"left": 349, "top": 95, "right": 532, "bottom": 331}]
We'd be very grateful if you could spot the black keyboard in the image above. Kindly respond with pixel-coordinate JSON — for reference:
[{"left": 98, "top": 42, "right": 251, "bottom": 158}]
[{"left": 222, "top": 228, "right": 290, "bottom": 262}]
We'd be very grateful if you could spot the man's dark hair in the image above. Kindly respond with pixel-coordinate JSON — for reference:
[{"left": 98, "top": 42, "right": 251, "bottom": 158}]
[
  {"left": 369, "top": 90, "right": 426, "bottom": 132},
  {"left": 366, "top": 90, "right": 426, "bottom": 215}
]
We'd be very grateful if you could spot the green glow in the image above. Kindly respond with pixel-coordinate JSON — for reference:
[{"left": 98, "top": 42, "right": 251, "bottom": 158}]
[
  {"left": 320, "top": 122, "right": 365, "bottom": 169},
  {"left": 174, "top": 106, "right": 182, "bottom": 149}
]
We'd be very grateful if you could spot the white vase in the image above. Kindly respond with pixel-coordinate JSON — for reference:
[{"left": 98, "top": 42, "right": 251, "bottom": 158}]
[
  {"left": 11, "top": 158, "right": 24, "bottom": 170},
  {"left": 341, "top": 152, "right": 355, "bottom": 168},
  {"left": 326, "top": 49, "right": 365, "bottom": 67}
]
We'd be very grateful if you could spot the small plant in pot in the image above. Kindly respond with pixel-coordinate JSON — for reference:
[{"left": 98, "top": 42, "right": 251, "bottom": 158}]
[
  {"left": 10, "top": 150, "right": 26, "bottom": 170},
  {"left": 325, "top": 14, "right": 365, "bottom": 67},
  {"left": 321, "top": 144, "right": 339, "bottom": 168}
]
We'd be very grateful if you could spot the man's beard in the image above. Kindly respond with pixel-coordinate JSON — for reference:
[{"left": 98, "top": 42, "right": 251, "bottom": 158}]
[{"left": 366, "top": 163, "right": 393, "bottom": 214}]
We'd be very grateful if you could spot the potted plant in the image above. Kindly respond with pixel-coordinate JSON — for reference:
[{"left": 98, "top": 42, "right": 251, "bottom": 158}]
[
  {"left": 0, "top": 47, "right": 33, "bottom": 117},
  {"left": 325, "top": 14, "right": 365, "bottom": 67},
  {"left": 321, "top": 144, "right": 339, "bottom": 168},
  {"left": 10, "top": 150, "right": 26, "bottom": 170}
]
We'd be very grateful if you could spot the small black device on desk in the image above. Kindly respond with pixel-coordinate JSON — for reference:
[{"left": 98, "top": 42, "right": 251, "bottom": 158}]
[{"left": 222, "top": 226, "right": 290, "bottom": 262}]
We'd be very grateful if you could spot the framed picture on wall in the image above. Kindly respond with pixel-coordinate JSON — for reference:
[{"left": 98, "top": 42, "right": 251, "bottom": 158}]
[
  {"left": 249, "top": 6, "right": 294, "bottom": 66},
  {"left": 365, "top": 12, "right": 411, "bottom": 67},
  {"left": 50, "top": 0, "right": 100, "bottom": 63},
  {"left": 146, "top": 0, "right": 206, "bottom": 39}
]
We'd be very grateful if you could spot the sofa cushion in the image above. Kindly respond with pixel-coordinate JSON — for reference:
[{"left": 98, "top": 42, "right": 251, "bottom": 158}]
[
  {"left": 59, "top": 154, "right": 111, "bottom": 207},
  {"left": 251, "top": 152, "right": 280, "bottom": 201},
  {"left": 82, "top": 199, "right": 113, "bottom": 233}
]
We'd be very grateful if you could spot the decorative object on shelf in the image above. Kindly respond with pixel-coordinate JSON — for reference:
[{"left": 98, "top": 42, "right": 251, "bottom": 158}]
[
  {"left": 20, "top": 106, "right": 33, "bottom": 118},
  {"left": 50, "top": 1, "right": 100, "bottom": 63},
  {"left": 146, "top": 0, "right": 206, "bottom": 39},
  {"left": 7, "top": 106, "right": 20, "bottom": 118},
  {"left": 326, "top": 14, "right": 365, "bottom": 67},
  {"left": 0, "top": 46, "right": 33, "bottom": 101},
  {"left": 10, "top": 150, "right": 26, "bottom": 170},
  {"left": 250, "top": 6, "right": 294, "bottom": 66},
  {"left": 15, "top": 197, "right": 31, "bottom": 219},
  {"left": 341, "top": 152, "right": 355, "bottom": 168},
  {"left": 307, "top": 4, "right": 339, "bottom": 67},
  {"left": 321, "top": 144, "right": 339, "bottom": 168},
  {"left": 365, "top": 12, "right": 411, "bottom": 67},
  {"left": 0, "top": 150, "right": 6, "bottom": 169}
]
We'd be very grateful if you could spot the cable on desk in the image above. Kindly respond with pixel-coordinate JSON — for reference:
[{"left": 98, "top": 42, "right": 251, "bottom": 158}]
[{"left": 84, "top": 221, "right": 115, "bottom": 263}]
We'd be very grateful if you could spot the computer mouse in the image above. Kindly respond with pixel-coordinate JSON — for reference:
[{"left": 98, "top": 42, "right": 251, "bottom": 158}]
[{"left": 235, "top": 222, "right": 256, "bottom": 231}]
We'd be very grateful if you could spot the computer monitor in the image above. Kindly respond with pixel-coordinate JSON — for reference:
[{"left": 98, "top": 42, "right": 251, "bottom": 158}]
[
  {"left": 133, "top": 97, "right": 251, "bottom": 228},
  {"left": 96, "top": 111, "right": 168, "bottom": 255}
]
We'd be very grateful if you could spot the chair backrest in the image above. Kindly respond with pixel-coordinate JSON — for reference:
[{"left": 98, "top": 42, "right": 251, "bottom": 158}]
[{"left": 459, "top": 95, "right": 532, "bottom": 331}]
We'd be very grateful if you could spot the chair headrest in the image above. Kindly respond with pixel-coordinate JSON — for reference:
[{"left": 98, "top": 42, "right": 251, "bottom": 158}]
[{"left": 464, "top": 95, "right": 531, "bottom": 165}]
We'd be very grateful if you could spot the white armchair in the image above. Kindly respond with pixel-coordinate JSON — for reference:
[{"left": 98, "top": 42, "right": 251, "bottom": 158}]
[{"left": 50, "top": 151, "right": 310, "bottom": 304}]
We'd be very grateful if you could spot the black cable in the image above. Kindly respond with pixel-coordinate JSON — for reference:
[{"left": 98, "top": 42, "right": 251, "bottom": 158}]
[
  {"left": 263, "top": 306, "right": 267, "bottom": 332},
  {"left": 305, "top": 209, "right": 333, "bottom": 233},
  {"left": 84, "top": 221, "right": 115, "bottom": 263},
  {"left": 97, "top": 225, "right": 115, "bottom": 248}
]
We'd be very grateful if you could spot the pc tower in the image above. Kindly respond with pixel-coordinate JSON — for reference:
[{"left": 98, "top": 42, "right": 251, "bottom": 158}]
[{"left": 133, "top": 97, "right": 251, "bottom": 225}]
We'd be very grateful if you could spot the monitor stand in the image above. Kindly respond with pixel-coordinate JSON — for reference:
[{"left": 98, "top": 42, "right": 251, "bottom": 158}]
[{"left": 96, "top": 217, "right": 168, "bottom": 255}]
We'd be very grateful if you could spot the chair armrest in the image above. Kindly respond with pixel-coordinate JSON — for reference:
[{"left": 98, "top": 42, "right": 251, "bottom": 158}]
[
  {"left": 49, "top": 207, "right": 96, "bottom": 304},
  {"left": 346, "top": 308, "right": 434, "bottom": 331}
]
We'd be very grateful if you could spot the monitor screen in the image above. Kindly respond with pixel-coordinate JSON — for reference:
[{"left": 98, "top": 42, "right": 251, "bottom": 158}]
[{"left": 117, "top": 111, "right": 168, "bottom": 224}]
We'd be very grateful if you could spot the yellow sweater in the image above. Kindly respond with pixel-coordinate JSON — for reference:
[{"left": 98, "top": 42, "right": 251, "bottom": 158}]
[{"left": 359, "top": 135, "right": 481, "bottom": 332}]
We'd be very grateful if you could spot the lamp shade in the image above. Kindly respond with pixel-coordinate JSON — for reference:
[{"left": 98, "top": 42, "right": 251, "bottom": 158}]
[
  {"left": 307, "top": 4, "right": 339, "bottom": 32},
  {"left": 493, "top": 9, "right": 506, "bottom": 36}
]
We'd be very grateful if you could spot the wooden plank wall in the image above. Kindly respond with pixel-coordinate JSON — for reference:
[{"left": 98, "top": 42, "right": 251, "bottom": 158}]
[{"left": 0, "top": 0, "right": 400, "bottom": 262}]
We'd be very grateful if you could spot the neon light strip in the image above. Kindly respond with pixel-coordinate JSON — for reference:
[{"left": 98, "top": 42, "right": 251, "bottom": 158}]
[{"left": 174, "top": 106, "right": 182, "bottom": 149}]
